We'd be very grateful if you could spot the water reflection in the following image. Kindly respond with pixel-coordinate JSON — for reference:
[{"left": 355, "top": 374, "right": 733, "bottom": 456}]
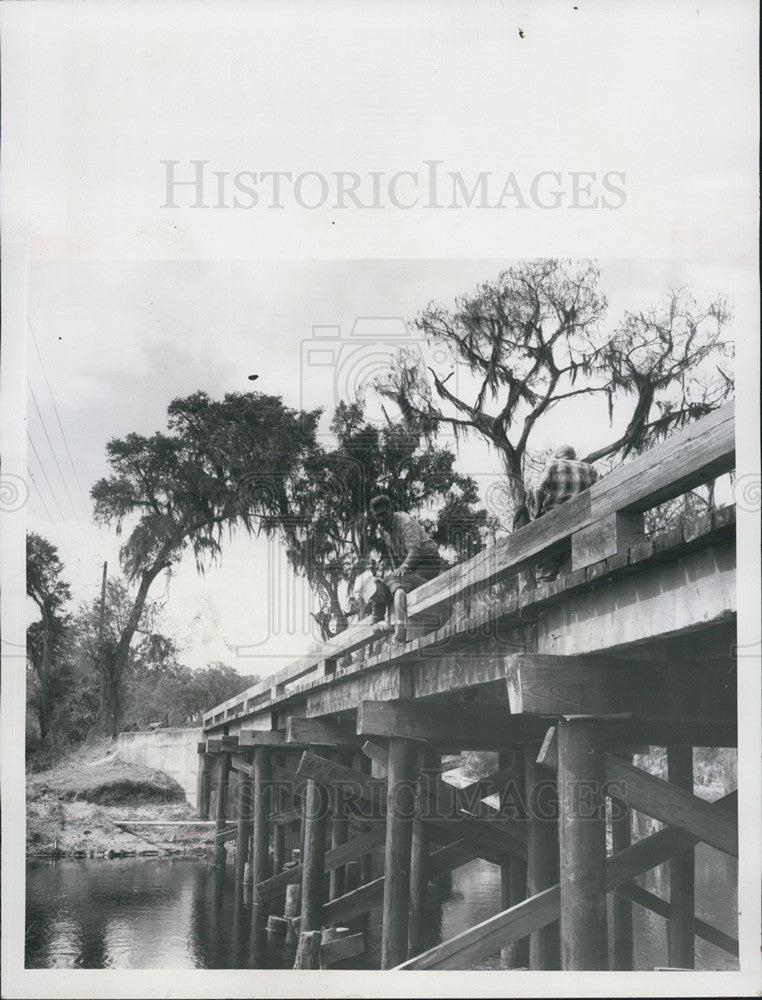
[{"left": 26, "top": 846, "right": 738, "bottom": 971}]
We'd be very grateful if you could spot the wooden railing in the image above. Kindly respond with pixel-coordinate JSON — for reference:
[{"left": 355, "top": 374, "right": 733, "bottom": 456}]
[{"left": 202, "top": 401, "right": 734, "bottom": 729}]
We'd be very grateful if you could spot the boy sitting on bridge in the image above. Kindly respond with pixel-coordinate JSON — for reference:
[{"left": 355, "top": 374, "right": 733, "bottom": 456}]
[{"left": 366, "top": 494, "right": 442, "bottom": 643}]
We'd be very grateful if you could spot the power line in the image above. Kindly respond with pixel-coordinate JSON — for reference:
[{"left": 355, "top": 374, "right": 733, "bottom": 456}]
[
  {"left": 26, "top": 430, "right": 69, "bottom": 525},
  {"left": 27, "top": 316, "right": 90, "bottom": 510},
  {"left": 27, "top": 378, "right": 83, "bottom": 526},
  {"left": 27, "top": 467, "right": 56, "bottom": 524}
]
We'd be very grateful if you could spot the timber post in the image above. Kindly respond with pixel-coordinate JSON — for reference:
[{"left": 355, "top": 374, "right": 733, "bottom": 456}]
[
  {"left": 500, "top": 748, "right": 529, "bottom": 969},
  {"left": 408, "top": 751, "right": 437, "bottom": 958},
  {"left": 611, "top": 751, "right": 633, "bottom": 970},
  {"left": 557, "top": 718, "right": 608, "bottom": 970},
  {"left": 525, "top": 741, "right": 560, "bottom": 969},
  {"left": 300, "top": 778, "right": 329, "bottom": 932},
  {"left": 251, "top": 746, "right": 272, "bottom": 889},
  {"left": 328, "top": 751, "right": 352, "bottom": 900},
  {"left": 214, "top": 752, "right": 231, "bottom": 867},
  {"left": 667, "top": 744, "right": 695, "bottom": 969},
  {"left": 380, "top": 737, "right": 418, "bottom": 969},
  {"left": 235, "top": 764, "right": 253, "bottom": 881},
  {"left": 196, "top": 746, "right": 212, "bottom": 819}
]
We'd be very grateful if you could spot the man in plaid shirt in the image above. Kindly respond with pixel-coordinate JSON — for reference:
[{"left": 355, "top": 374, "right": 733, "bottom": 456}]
[{"left": 534, "top": 446, "right": 598, "bottom": 580}]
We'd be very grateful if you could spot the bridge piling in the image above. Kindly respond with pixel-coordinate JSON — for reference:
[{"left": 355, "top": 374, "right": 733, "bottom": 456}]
[
  {"left": 408, "top": 751, "right": 437, "bottom": 958},
  {"left": 667, "top": 744, "right": 696, "bottom": 968},
  {"left": 213, "top": 752, "right": 231, "bottom": 867},
  {"left": 196, "top": 745, "right": 212, "bottom": 819},
  {"left": 380, "top": 737, "right": 418, "bottom": 969},
  {"left": 525, "top": 741, "right": 560, "bottom": 969},
  {"left": 499, "top": 748, "right": 529, "bottom": 969},
  {"left": 234, "top": 766, "right": 252, "bottom": 881},
  {"left": 557, "top": 718, "right": 608, "bottom": 970},
  {"left": 251, "top": 747, "right": 272, "bottom": 888},
  {"left": 300, "top": 778, "right": 329, "bottom": 932},
  {"left": 611, "top": 751, "right": 633, "bottom": 970}
]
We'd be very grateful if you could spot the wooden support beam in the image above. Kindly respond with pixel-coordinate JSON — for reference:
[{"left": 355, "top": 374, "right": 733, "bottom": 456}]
[
  {"left": 610, "top": 753, "right": 633, "bottom": 970},
  {"left": 571, "top": 511, "right": 644, "bottom": 572},
  {"left": 238, "top": 730, "right": 288, "bottom": 747},
  {"left": 557, "top": 718, "right": 608, "bottom": 970},
  {"left": 287, "top": 717, "right": 361, "bottom": 748},
  {"left": 213, "top": 753, "right": 231, "bottom": 867},
  {"left": 381, "top": 738, "right": 419, "bottom": 969},
  {"left": 540, "top": 730, "right": 738, "bottom": 858},
  {"left": 408, "top": 752, "right": 437, "bottom": 958},
  {"left": 250, "top": 747, "right": 272, "bottom": 887},
  {"left": 667, "top": 745, "right": 695, "bottom": 969},
  {"left": 293, "top": 929, "right": 321, "bottom": 970},
  {"left": 396, "top": 787, "right": 735, "bottom": 972},
  {"left": 296, "top": 750, "right": 387, "bottom": 815},
  {"left": 615, "top": 882, "right": 738, "bottom": 958},
  {"left": 498, "top": 749, "right": 528, "bottom": 970},
  {"left": 505, "top": 653, "right": 734, "bottom": 724},
  {"left": 357, "top": 699, "right": 546, "bottom": 749},
  {"left": 361, "top": 740, "right": 389, "bottom": 770},
  {"left": 300, "top": 779, "right": 329, "bottom": 932},
  {"left": 256, "top": 825, "right": 386, "bottom": 903},
  {"left": 524, "top": 742, "right": 559, "bottom": 969},
  {"left": 329, "top": 785, "right": 350, "bottom": 901},
  {"left": 235, "top": 768, "right": 252, "bottom": 881},
  {"left": 321, "top": 930, "right": 365, "bottom": 965},
  {"left": 196, "top": 752, "right": 212, "bottom": 820}
]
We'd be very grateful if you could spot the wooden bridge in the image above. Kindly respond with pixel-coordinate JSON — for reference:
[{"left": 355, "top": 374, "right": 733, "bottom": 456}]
[{"left": 198, "top": 402, "right": 737, "bottom": 971}]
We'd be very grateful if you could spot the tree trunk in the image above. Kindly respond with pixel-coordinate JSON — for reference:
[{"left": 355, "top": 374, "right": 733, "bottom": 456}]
[{"left": 102, "top": 559, "right": 168, "bottom": 738}]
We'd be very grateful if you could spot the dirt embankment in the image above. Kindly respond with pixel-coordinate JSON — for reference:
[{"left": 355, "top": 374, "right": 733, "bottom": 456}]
[{"left": 27, "top": 739, "right": 214, "bottom": 860}]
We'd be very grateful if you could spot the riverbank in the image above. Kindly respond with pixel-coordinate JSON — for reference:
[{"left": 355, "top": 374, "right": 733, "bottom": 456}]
[{"left": 27, "top": 738, "right": 211, "bottom": 859}]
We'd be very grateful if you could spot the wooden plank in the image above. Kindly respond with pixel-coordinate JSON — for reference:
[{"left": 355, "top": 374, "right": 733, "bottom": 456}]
[
  {"left": 256, "top": 823, "right": 387, "bottom": 902},
  {"left": 238, "top": 730, "right": 287, "bottom": 747},
  {"left": 396, "top": 790, "right": 737, "bottom": 971},
  {"left": 614, "top": 883, "right": 738, "bottom": 958},
  {"left": 357, "top": 700, "right": 545, "bottom": 747},
  {"left": 505, "top": 652, "right": 733, "bottom": 723},
  {"left": 571, "top": 512, "right": 644, "bottom": 572},
  {"left": 589, "top": 401, "right": 734, "bottom": 516},
  {"left": 321, "top": 931, "right": 365, "bottom": 965},
  {"left": 305, "top": 665, "right": 402, "bottom": 718},
  {"left": 541, "top": 735, "right": 737, "bottom": 858},
  {"left": 296, "top": 751, "right": 387, "bottom": 809},
  {"left": 323, "top": 875, "right": 385, "bottom": 925},
  {"left": 361, "top": 740, "right": 389, "bottom": 769},
  {"left": 287, "top": 717, "right": 360, "bottom": 747}
]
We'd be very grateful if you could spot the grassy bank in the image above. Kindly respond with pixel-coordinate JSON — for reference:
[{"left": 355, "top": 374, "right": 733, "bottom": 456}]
[{"left": 27, "top": 738, "right": 213, "bottom": 860}]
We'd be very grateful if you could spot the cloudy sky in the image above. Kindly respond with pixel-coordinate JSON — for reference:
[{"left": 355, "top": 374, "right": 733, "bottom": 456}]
[
  {"left": 2, "top": 0, "right": 758, "bottom": 681},
  {"left": 21, "top": 255, "right": 757, "bottom": 673}
]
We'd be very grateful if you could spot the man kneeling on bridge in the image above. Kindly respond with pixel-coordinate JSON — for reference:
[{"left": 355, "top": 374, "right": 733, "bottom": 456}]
[
  {"left": 534, "top": 445, "right": 598, "bottom": 582},
  {"left": 367, "top": 494, "right": 441, "bottom": 643}
]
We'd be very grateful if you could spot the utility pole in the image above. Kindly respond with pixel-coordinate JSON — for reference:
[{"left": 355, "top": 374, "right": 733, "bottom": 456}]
[{"left": 98, "top": 561, "right": 110, "bottom": 733}]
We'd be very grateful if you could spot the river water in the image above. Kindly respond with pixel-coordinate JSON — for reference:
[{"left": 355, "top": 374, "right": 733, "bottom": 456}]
[{"left": 26, "top": 844, "right": 737, "bottom": 970}]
